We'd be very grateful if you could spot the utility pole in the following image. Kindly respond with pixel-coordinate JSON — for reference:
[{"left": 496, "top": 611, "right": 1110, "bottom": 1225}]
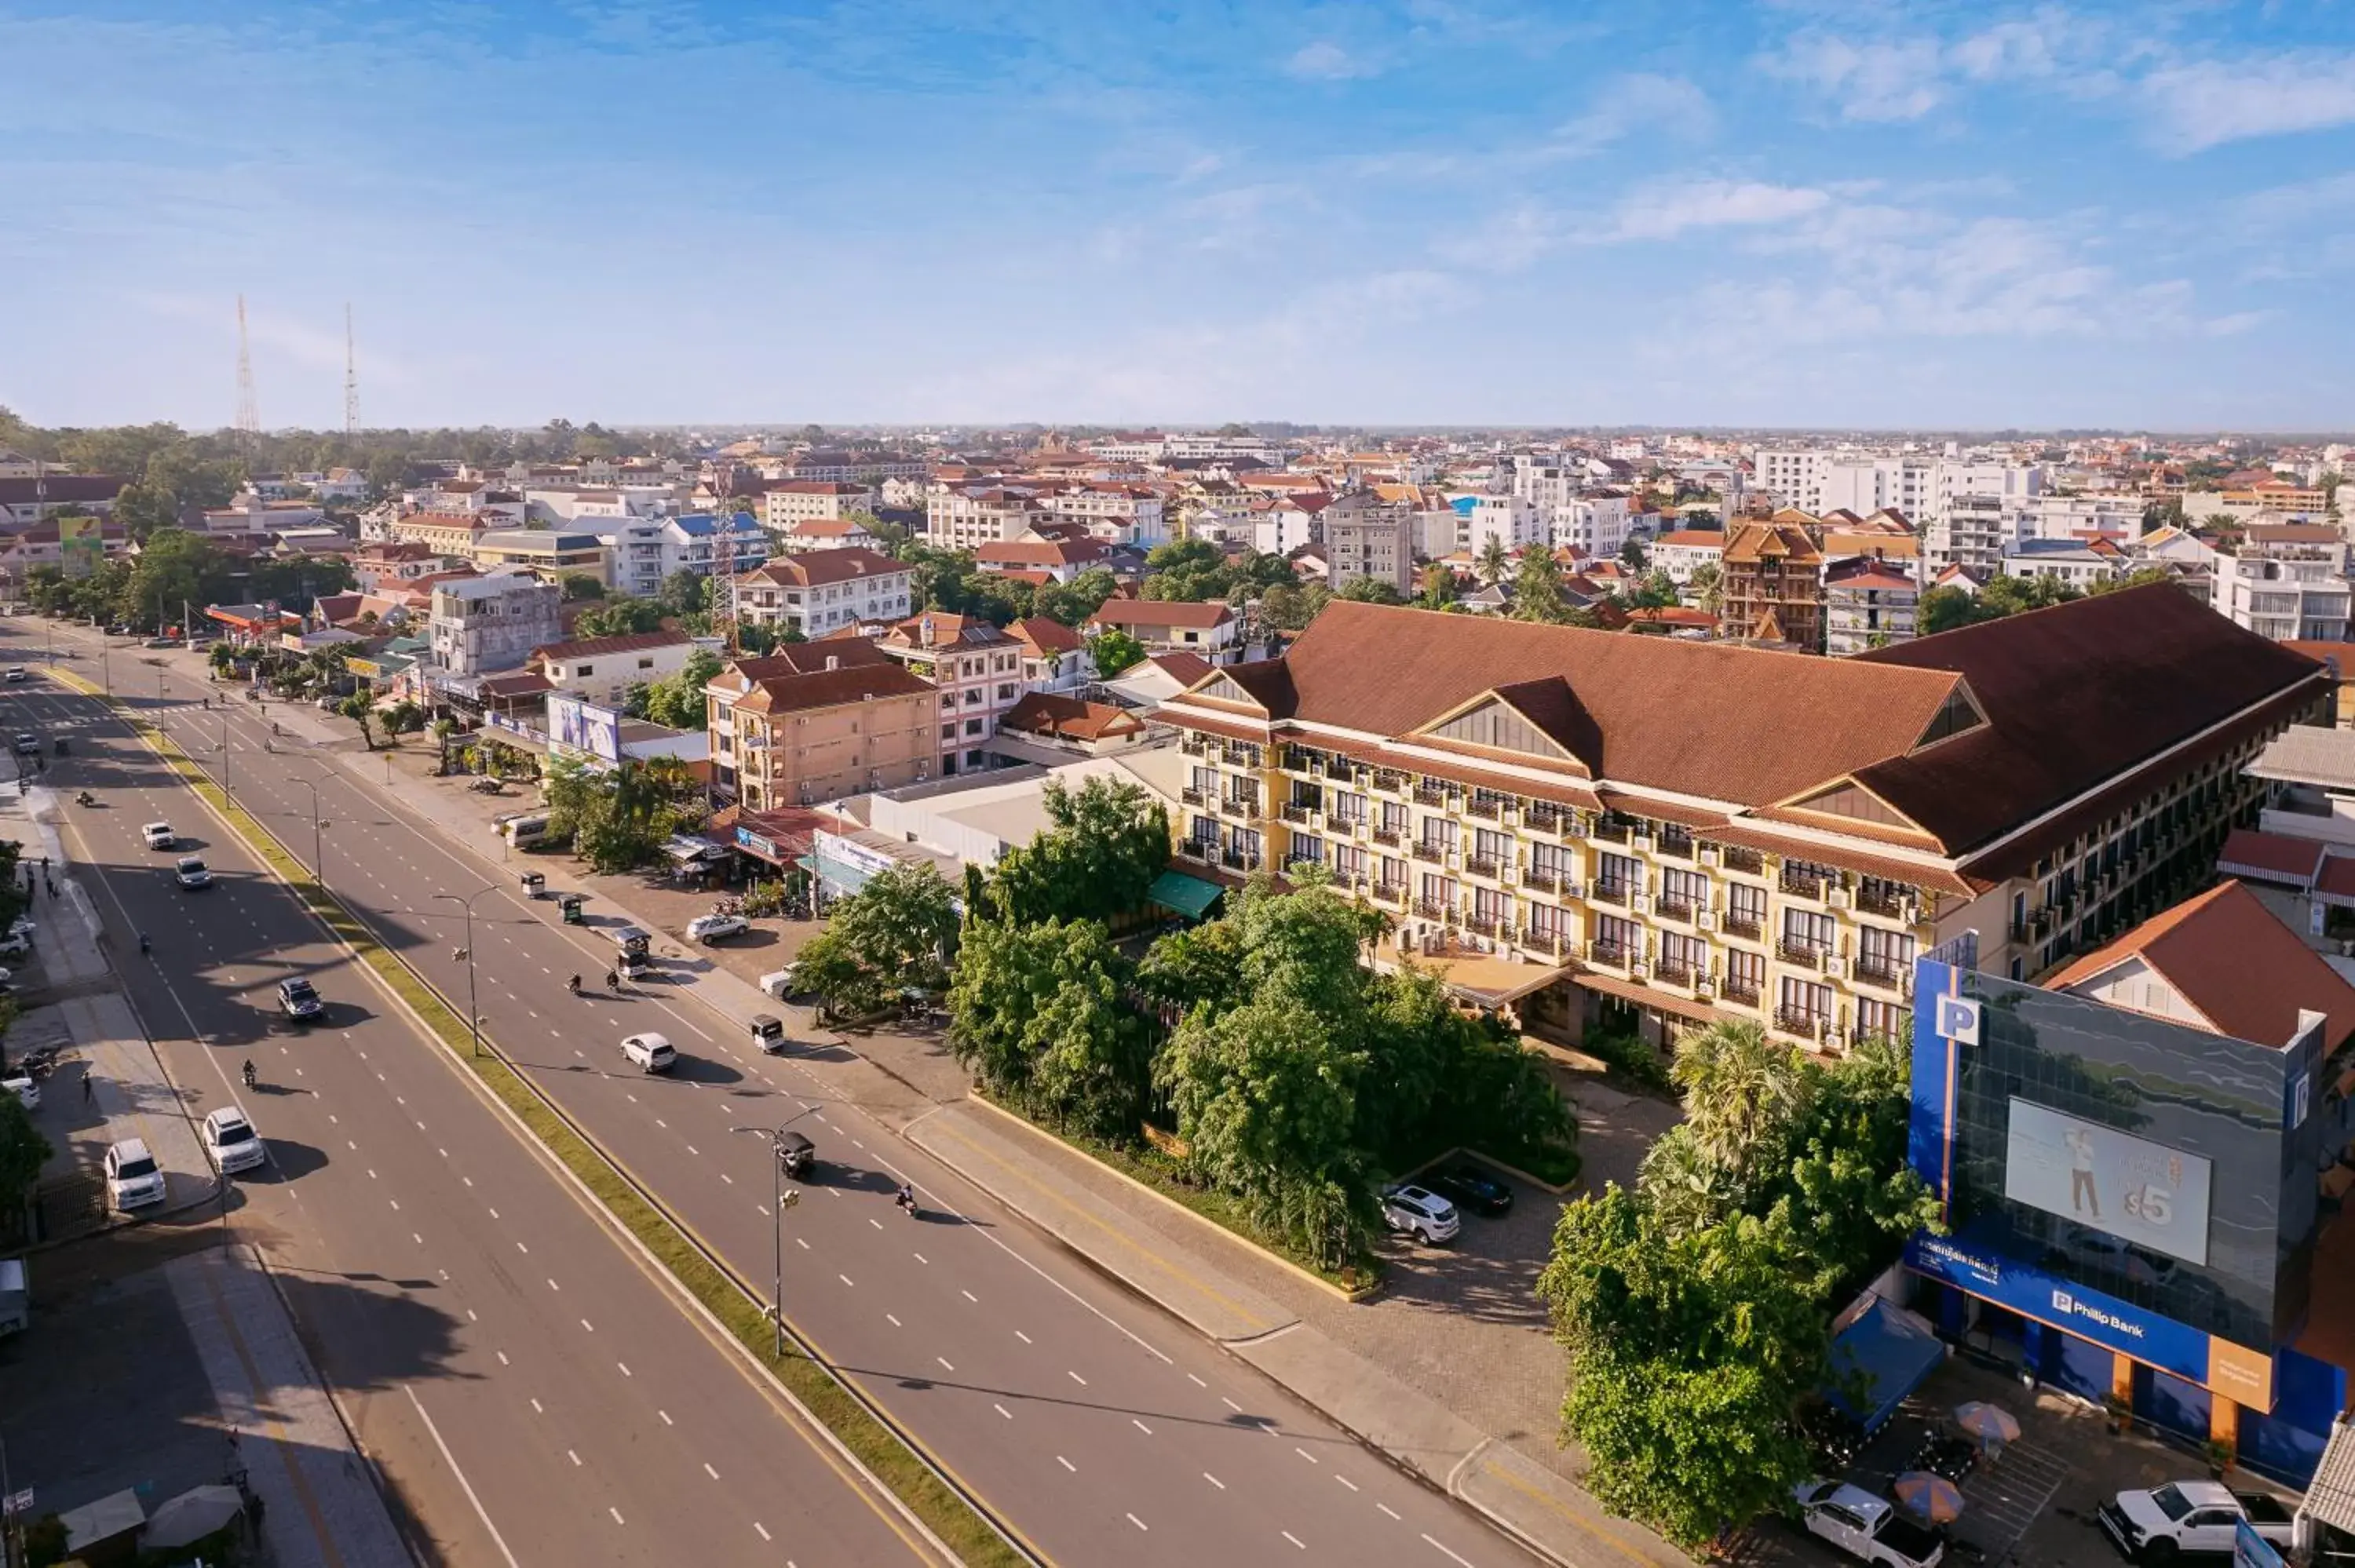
[
  {"left": 234, "top": 294, "right": 260, "bottom": 460},
  {"left": 433, "top": 888, "right": 497, "bottom": 1057},
  {"left": 730, "top": 1127, "right": 801, "bottom": 1359},
  {"left": 343, "top": 304, "right": 359, "bottom": 436}
]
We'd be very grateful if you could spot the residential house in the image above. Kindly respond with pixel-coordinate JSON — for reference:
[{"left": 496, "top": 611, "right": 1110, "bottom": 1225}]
[
  {"left": 733, "top": 549, "right": 913, "bottom": 638},
  {"left": 0, "top": 472, "right": 125, "bottom": 526},
  {"left": 472, "top": 530, "right": 611, "bottom": 585},
  {"left": 928, "top": 484, "right": 1046, "bottom": 549},
  {"left": 1006, "top": 616, "right": 1092, "bottom": 694},
  {"left": 997, "top": 692, "right": 1151, "bottom": 756},
  {"left": 390, "top": 510, "right": 495, "bottom": 557},
  {"left": 776, "top": 516, "right": 879, "bottom": 552},
  {"left": 1999, "top": 537, "right": 2127, "bottom": 589},
  {"left": 1824, "top": 556, "right": 1922, "bottom": 655},
  {"left": 1721, "top": 516, "right": 1827, "bottom": 649},
  {"left": 1156, "top": 587, "right": 2325, "bottom": 1054},
  {"left": 877, "top": 614, "right": 1024, "bottom": 777},
  {"left": 1652, "top": 527, "right": 1727, "bottom": 588},
  {"left": 429, "top": 574, "right": 564, "bottom": 676},
  {"left": 704, "top": 644, "right": 937, "bottom": 810},
  {"left": 529, "top": 630, "right": 697, "bottom": 708},
  {"left": 1103, "top": 650, "right": 1215, "bottom": 709},
  {"left": 1086, "top": 598, "right": 1243, "bottom": 665},
  {"left": 974, "top": 536, "right": 1112, "bottom": 583},
  {"left": 2213, "top": 524, "right": 2353, "bottom": 644},
  {"left": 1044, "top": 482, "right": 1167, "bottom": 546}
]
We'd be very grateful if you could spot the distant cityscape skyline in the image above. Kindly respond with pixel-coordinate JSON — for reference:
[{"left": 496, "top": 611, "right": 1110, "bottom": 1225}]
[{"left": 6, "top": 1, "right": 2354, "bottom": 430}]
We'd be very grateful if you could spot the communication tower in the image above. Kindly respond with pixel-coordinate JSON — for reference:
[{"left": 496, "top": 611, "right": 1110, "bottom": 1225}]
[
  {"left": 234, "top": 294, "right": 261, "bottom": 453},
  {"left": 344, "top": 304, "right": 359, "bottom": 434}
]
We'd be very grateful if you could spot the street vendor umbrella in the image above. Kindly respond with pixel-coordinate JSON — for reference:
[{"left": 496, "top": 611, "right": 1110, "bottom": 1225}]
[
  {"left": 142, "top": 1485, "right": 245, "bottom": 1550},
  {"left": 1952, "top": 1401, "right": 2021, "bottom": 1448},
  {"left": 1893, "top": 1471, "right": 1966, "bottom": 1523}
]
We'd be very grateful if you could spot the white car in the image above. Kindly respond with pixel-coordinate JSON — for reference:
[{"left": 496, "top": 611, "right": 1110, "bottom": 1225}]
[
  {"left": 174, "top": 856, "right": 213, "bottom": 890},
  {"left": 201, "top": 1107, "right": 266, "bottom": 1174},
  {"left": 619, "top": 1032, "right": 677, "bottom": 1074},
  {"left": 104, "top": 1137, "right": 166, "bottom": 1210},
  {"left": 686, "top": 913, "right": 750, "bottom": 944},
  {"left": 3, "top": 669, "right": 24, "bottom": 684},
  {"left": 0, "top": 931, "right": 30, "bottom": 960},
  {"left": 1794, "top": 1481, "right": 1947, "bottom": 1567},
  {"left": 2, "top": 1074, "right": 35, "bottom": 1112},
  {"left": 142, "top": 822, "right": 177, "bottom": 851},
  {"left": 1379, "top": 1183, "right": 1461, "bottom": 1245}
]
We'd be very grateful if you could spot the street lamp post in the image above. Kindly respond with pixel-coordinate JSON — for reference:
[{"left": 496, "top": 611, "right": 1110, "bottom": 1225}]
[
  {"left": 293, "top": 777, "right": 329, "bottom": 887},
  {"left": 217, "top": 711, "right": 232, "bottom": 798},
  {"left": 729, "top": 1126, "right": 802, "bottom": 1360},
  {"left": 433, "top": 887, "right": 498, "bottom": 1058}
]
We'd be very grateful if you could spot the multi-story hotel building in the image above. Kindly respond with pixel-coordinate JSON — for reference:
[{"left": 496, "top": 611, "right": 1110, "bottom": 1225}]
[
  {"left": 1156, "top": 589, "right": 2326, "bottom": 1052},
  {"left": 705, "top": 642, "right": 937, "bottom": 809}
]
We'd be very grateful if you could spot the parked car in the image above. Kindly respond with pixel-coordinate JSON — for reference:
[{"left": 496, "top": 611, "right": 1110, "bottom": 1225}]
[
  {"left": 142, "top": 821, "right": 177, "bottom": 850},
  {"left": 758, "top": 965, "right": 800, "bottom": 1000},
  {"left": 620, "top": 1032, "right": 677, "bottom": 1074},
  {"left": 104, "top": 1137, "right": 166, "bottom": 1211},
  {"left": 1378, "top": 1183, "right": 1461, "bottom": 1245},
  {"left": 12, "top": 733, "right": 37, "bottom": 757},
  {"left": 686, "top": 913, "right": 750, "bottom": 944},
  {"left": 1421, "top": 1162, "right": 1513, "bottom": 1216},
  {"left": 1794, "top": 1481, "right": 1946, "bottom": 1566},
  {"left": 174, "top": 856, "right": 213, "bottom": 890},
  {"left": 277, "top": 977, "right": 324, "bottom": 1022},
  {"left": 0, "top": 931, "right": 29, "bottom": 961},
  {"left": 202, "top": 1107, "right": 266, "bottom": 1174},
  {"left": 2, "top": 1074, "right": 36, "bottom": 1112},
  {"left": 2098, "top": 1479, "right": 2295, "bottom": 1562},
  {"left": 3, "top": 668, "right": 24, "bottom": 684}
]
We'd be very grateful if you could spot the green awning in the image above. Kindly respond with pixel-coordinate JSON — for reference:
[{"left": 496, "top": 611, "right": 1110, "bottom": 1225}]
[{"left": 1147, "top": 869, "right": 1225, "bottom": 921}]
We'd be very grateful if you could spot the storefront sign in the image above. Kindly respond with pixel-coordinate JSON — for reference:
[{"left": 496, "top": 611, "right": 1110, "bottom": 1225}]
[
  {"left": 2003, "top": 1097, "right": 2214, "bottom": 1267},
  {"left": 734, "top": 827, "right": 777, "bottom": 860},
  {"left": 1905, "top": 1233, "right": 2214, "bottom": 1388},
  {"left": 2235, "top": 1518, "right": 2287, "bottom": 1568}
]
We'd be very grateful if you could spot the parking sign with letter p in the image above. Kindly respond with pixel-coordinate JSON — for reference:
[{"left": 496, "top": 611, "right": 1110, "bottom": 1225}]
[{"left": 1937, "top": 993, "right": 1981, "bottom": 1045}]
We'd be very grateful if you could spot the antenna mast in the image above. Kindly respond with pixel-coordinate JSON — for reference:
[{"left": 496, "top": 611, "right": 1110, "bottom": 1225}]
[
  {"left": 343, "top": 303, "right": 359, "bottom": 435},
  {"left": 234, "top": 294, "right": 260, "bottom": 454}
]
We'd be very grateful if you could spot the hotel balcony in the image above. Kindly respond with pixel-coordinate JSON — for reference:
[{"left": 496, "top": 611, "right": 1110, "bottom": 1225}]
[
  {"left": 1180, "top": 786, "right": 1206, "bottom": 807},
  {"left": 1586, "top": 937, "right": 1631, "bottom": 969},
  {"left": 1777, "top": 939, "right": 1826, "bottom": 972},
  {"left": 1517, "top": 927, "right": 1570, "bottom": 960},
  {"left": 1588, "top": 880, "right": 1631, "bottom": 908},
  {"left": 1411, "top": 841, "right": 1446, "bottom": 864},
  {"left": 1590, "top": 819, "right": 1631, "bottom": 845},
  {"left": 1720, "top": 845, "right": 1765, "bottom": 876},
  {"left": 1655, "top": 895, "right": 1694, "bottom": 924},
  {"left": 1371, "top": 881, "right": 1408, "bottom": 906},
  {"left": 1464, "top": 855, "right": 1502, "bottom": 881},
  {"left": 1221, "top": 849, "right": 1261, "bottom": 873},
  {"left": 1463, "top": 913, "right": 1499, "bottom": 938},
  {"left": 1779, "top": 867, "right": 1828, "bottom": 900},
  {"left": 1653, "top": 957, "right": 1693, "bottom": 987},
  {"left": 1855, "top": 884, "right": 1911, "bottom": 920},
  {"left": 1723, "top": 979, "right": 1762, "bottom": 1008},
  {"left": 1280, "top": 803, "right": 1316, "bottom": 826},
  {"left": 1413, "top": 897, "right": 1456, "bottom": 923},
  {"left": 1722, "top": 914, "right": 1762, "bottom": 943},
  {"left": 1371, "top": 826, "right": 1402, "bottom": 848},
  {"left": 1521, "top": 866, "right": 1561, "bottom": 895},
  {"left": 1373, "top": 770, "right": 1411, "bottom": 795},
  {"left": 1774, "top": 1007, "right": 1828, "bottom": 1042},
  {"left": 1464, "top": 797, "right": 1499, "bottom": 822},
  {"left": 1854, "top": 955, "right": 1913, "bottom": 997},
  {"left": 1178, "top": 840, "right": 1217, "bottom": 864},
  {"left": 1413, "top": 782, "right": 1451, "bottom": 807},
  {"left": 1523, "top": 803, "right": 1563, "bottom": 835},
  {"left": 1654, "top": 832, "right": 1695, "bottom": 862},
  {"left": 1180, "top": 734, "right": 1213, "bottom": 757}
]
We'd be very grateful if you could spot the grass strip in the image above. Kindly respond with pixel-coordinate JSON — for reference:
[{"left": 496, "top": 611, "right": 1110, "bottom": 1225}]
[{"left": 79, "top": 684, "right": 1023, "bottom": 1567}]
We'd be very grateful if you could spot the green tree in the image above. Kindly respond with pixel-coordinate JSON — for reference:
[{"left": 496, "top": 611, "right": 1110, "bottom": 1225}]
[
  {"left": 1512, "top": 544, "right": 1569, "bottom": 624},
  {"left": 1137, "top": 537, "right": 1236, "bottom": 602},
  {"left": 984, "top": 775, "right": 1170, "bottom": 926},
  {"left": 1475, "top": 535, "right": 1512, "bottom": 587},
  {"left": 1915, "top": 584, "right": 1985, "bottom": 636},
  {"left": 1629, "top": 569, "right": 1678, "bottom": 611},
  {"left": 1134, "top": 917, "right": 1245, "bottom": 1016},
  {"left": 0, "top": 1092, "right": 53, "bottom": 1233},
  {"left": 1669, "top": 1020, "right": 1806, "bottom": 1179},
  {"left": 336, "top": 693, "right": 376, "bottom": 751},
  {"left": 1258, "top": 581, "right": 1332, "bottom": 631},
  {"left": 1634, "top": 1124, "right": 1738, "bottom": 1239},
  {"left": 1417, "top": 562, "right": 1459, "bottom": 611},
  {"left": 562, "top": 574, "right": 607, "bottom": 601},
  {"left": 1088, "top": 628, "right": 1147, "bottom": 676},
  {"left": 1336, "top": 575, "right": 1404, "bottom": 604},
  {"left": 109, "top": 481, "right": 184, "bottom": 538},
  {"left": 826, "top": 862, "right": 960, "bottom": 994},
  {"left": 947, "top": 917, "right": 1147, "bottom": 1136},
  {"left": 1685, "top": 561, "right": 1723, "bottom": 617},
  {"left": 655, "top": 568, "right": 712, "bottom": 620},
  {"left": 1033, "top": 567, "right": 1119, "bottom": 626},
  {"left": 571, "top": 596, "right": 666, "bottom": 637},
  {"left": 640, "top": 647, "right": 723, "bottom": 730},
  {"left": 2087, "top": 566, "right": 2177, "bottom": 596},
  {"left": 1619, "top": 537, "right": 1649, "bottom": 570}
]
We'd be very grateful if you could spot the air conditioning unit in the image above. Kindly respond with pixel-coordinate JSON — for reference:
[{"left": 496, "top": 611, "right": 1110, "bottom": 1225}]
[
  {"left": 1627, "top": 960, "right": 1647, "bottom": 979},
  {"left": 1696, "top": 909, "right": 1716, "bottom": 931},
  {"left": 1699, "top": 847, "right": 1720, "bottom": 867},
  {"left": 1824, "top": 955, "right": 1847, "bottom": 979},
  {"left": 1632, "top": 834, "right": 1655, "bottom": 853},
  {"left": 1630, "top": 892, "right": 1650, "bottom": 914},
  {"left": 1692, "top": 979, "right": 1714, "bottom": 1000},
  {"left": 1827, "top": 888, "right": 1851, "bottom": 910}
]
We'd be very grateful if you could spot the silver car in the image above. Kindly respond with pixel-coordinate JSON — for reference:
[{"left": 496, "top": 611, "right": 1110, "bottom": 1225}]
[{"left": 1379, "top": 1183, "right": 1461, "bottom": 1245}]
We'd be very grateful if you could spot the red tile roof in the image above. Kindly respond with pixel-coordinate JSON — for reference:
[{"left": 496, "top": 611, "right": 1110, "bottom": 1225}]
[
  {"left": 742, "top": 547, "right": 909, "bottom": 588},
  {"left": 735, "top": 661, "right": 936, "bottom": 715},
  {"left": 528, "top": 629, "right": 691, "bottom": 664},
  {"left": 1090, "top": 599, "right": 1234, "bottom": 631},
  {"left": 1000, "top": 692, "right": 1145, "bottom": 742},
  {"left": 2217, "top": 827, "right": 2330, "bottom": 888},
  {"left": 1006, "top": 616, "right": 1083, "bottom": 656},
  {"left": 2047, "top": 881, "right": 2355, "bottom": 1051}
]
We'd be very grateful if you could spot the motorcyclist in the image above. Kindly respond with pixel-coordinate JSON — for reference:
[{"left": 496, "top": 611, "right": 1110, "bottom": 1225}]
[
  {"left": 604, "top": 969, "right": 620, "bottom": 991},
  {"left": 75, "top": 789, "right": 93, "bottom": 806},
  {"left": 242, "top": 1059, "right": 257, "bottom": 1088},
  {"left": 137, "top": 932, "right": 150, "bottom": 955},
  {"left": 567, "top": 973, "right": 582, "bottom": 995},
  {"left": 894, "top": 1182, "right": 916, "bottom": 1213}
]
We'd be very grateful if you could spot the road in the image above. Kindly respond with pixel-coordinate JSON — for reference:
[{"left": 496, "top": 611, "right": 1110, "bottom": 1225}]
[
  {"left": 25, "top": 618, "right": 1542, "bottom": 1568},
  {"left": 3, "top": 648, "right": 944, "bottom": 1566}
]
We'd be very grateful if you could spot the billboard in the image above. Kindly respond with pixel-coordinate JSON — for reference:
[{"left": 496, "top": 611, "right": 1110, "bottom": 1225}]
[
  {"left": 548, "top": 695, "right": 619, "bottom": 765},
  {"left": 2004, "top": 1097, "right": 2214, "bottom": 1267}
]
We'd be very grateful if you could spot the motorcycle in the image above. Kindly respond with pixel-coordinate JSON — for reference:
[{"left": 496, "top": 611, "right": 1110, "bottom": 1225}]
[
  {"left": 242, "top": 1061, "right": 257, "bottom": 1090},
  {"left": 566, "top": 974, "right": 582, "bottom": 996},
  {"left": 74, "top": 790, "right": 94, "bottom": 807},
  {"left": 711, "top": 896, "right": 743, "bottom": 917}
]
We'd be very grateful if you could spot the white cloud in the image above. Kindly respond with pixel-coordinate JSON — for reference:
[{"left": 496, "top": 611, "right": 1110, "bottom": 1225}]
[
  {"left": 1433, "top": 204, "right": 1560, "bottom": 272},
  {"left": 1761, "top": 34, "right": 1944, "bottom": 122},
  {"left": 1547, "top": 72, "right": 1715, "bottom": 157},
  {"left": 2144, "top": 52, "right": 2355, "bottom": 153},
  {"left": 2240, "top": 173, "right": 2355, "bottom": 228},
  {"left": 1283, "top": 40, "right": 1378, "bottom": 80},
  {"left": 1608, "top": 180, "right": 1832, "bottom": 242}
]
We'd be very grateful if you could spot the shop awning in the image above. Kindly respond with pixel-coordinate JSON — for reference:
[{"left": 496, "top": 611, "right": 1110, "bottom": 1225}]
[
  {"left": 661, "top": 834, "right": 732, "bottom": 863},
  {"left": 1822, "top": 1296, "right": 1947, "bottom": 1435},
  {"left": 2300, "top": 1417, "right": 2355, "bottom": 1534},
  {"left": 1146, "top": 870, "right": 1225, "bottom": 921}
]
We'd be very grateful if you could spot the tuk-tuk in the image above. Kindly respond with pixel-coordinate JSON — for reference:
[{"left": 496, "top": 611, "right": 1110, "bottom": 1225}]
[
  {"left": 750, "top": 1014, "right": 787, "bottom": 1054},
  {"left": 519, "top": 871, "right": 546, "bottom": 898},
  {"left": 608, "top": 924, "right": 655, "bottom": 977},
  {"left": 557, "top": 892, "right": 586, "bottom": 924}
]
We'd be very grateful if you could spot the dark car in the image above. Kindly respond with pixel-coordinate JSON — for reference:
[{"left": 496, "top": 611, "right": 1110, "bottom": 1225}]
[
  {"left": 778, "top": 1130, "right": 815, "bottom": 1178},
  {"left": 1422, "top": 1163, "right": 1513, "bottom": 1216}
]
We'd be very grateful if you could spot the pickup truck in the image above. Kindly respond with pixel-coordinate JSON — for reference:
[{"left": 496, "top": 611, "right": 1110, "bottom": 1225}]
[
  {"left": 1793, "top": 1481, "right": 1946, "bottom": 1567},
  {"left": 2098, "top": 1479, "right": 2295, "bottom": 1561}
]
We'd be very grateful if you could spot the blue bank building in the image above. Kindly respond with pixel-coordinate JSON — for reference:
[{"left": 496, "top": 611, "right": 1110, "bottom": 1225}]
[{"left": 1904, "top": 959, "right": 2354, "bottom": 1487}]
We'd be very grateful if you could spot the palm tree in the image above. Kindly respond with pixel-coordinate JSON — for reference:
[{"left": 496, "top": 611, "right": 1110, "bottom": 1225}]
[
  {"left": 1688, "top": 562, "right": 1724, "bottom": 617},
  {"left": 1476, "top": 535, "right": 1512, "bottom": 587},
  {"left": 1637, "top": 1124, "right": 1736, "bottom": 1238},
  {"left": 1669, "top": 1019, "right": 1805, "bottom": 1174}
]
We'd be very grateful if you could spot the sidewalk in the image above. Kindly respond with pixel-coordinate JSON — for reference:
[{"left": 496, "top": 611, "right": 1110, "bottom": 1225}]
[{"left": 162, "top": 1244, "right": 414, "bottom": 1568}]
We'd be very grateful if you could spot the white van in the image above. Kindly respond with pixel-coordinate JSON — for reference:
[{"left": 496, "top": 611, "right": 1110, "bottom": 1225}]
[{"left": 502, "top": 814, "right": 551, "bottom": 848}]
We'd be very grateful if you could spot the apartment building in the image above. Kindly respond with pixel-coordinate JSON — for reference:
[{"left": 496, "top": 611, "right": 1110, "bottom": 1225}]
[
  {"left": 973, "top": 536, "right": 1112, "bottom": 582},
  {"left": 764, "top": 481, "right": 878, "bottom": 531},
  {"left": 2213, "top": 524, "right": 2353, "bottom": 643},
  {"left": 1651, "top": 528, "right": 1725, "bottom": 586},
  {"left": 429, "top": 575, "right": 563, "bottom": 676},
  {"left": 473, "top": 529, "right": 611, "bottom": 585},
  {"left": 1461, "top": 495, "right": 1545, "bottom": 557},
  {"left": 528, "top": 630, "right": 696, "bottom": 709},
  {"left": 665, "top": 512, "right": 770, "bottom": 581},
  {"left": 1824, "top": 557, "right": 1921, "bottom": 655},
  {"left": 1045, "top": 483, "right": 1167, "bottom": 546},
  {"left": 703, "top": 644, "right": 937, "bottom": 810},
  {"left": 1006, "top": 616, "right": 1091, "bottom": 694},
  {"left": 776, "top": 516, "right": 880, "bottom": 553},
  {"left": 1549, "top": 492, "right": 1634, "bottom": 558},
  {"left": 391, "top": 510, "right": 495, "bottom": 557},
  {"left": 1721, "top": 516, "right": 1826, "bottom": 649},
  {"left": 928, "top": 484, "right": 1046, "bottom": 549},
  {"left": 1324, "top": 504, "right": 1416, "bottom": 596},
  {"left": 877, "top": 613, "right": 1027, "bottom": 776},
  {"left": 1999, "top": 538, "right": 2125, "bottom": 589},
  {"left": 1157, "top": 589, "right": 2328, "bottom": 1054},
  {"left": 733, "top": 548, "right": 913, "bottom": 637}
]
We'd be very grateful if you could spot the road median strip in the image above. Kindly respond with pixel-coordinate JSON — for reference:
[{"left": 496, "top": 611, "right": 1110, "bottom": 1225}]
[{"left": 54, "top": 670, "right": 1030, "bottom": 1568}]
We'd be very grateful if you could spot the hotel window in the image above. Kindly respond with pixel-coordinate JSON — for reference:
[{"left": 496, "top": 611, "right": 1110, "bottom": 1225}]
[
  {"left": 1379, "top": 800, "right": 1410, "bottom": 835},
  {"left": 1472, "top": 828, "right": 1510, "bottom": 866},
  {"left": 1857, "top": 925, "right": 1916, "bottom": 979},
  {"left": 1660, "top": 866, "right": 1708, "bottom": 915},
  {"left": 1596, "top": 851, "right": 1638, "bottom": 895},
  {"left": 1189, "top": 815, "right": 1218, "bottom": 848},
  {"left": 1781, "top": 907, "right": 1835, "bottom": 954},
  {"left": 1331, "top": 791, "right": 1367, "bottom": 826},
  {"left": 1530, "top": 841, "right": 1570, "bottom": 880},
  {"left": 1376, "top": 855, "right": 1406, "bottom": 891},
  {"left": 1593, "top": 912, "right": 1638, "bottom": 961},
  {"left": 1856, "top": 997, "right": 1905, "bottom": 1044},
  {"left": 1190, "top": 766, "right": 1216, "bottom": 796},
  {"left": 1658, "top": 929, "right": 1705, "bottom": 980},
  {"left": 1420, "top": 818, "right": 1459, "bottom": 853},
  {"left": 1725, "top": 946, "right": 1765, "bottom": 999},
  {"left": 1420, "top": 872, "right": 1459, "bottom": 908},
  {"left": 1332, "top": 844, "right": 1367, "bottom": 881},
  {"left": 1471, "top": 886, "right": 1509, "bottom": 927},
  {"left": 1529, "top": 899, "right": 1568, "bottom": 939},
  {"left": 1290, "top": 834, "right": 1324, "bottom": 867},
  {"left": 1778, "top": 975, "right": 1832, "bottom": 1025}
]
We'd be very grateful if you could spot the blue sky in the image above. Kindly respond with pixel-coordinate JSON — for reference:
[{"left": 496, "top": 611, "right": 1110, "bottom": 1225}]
[{"left": 5, "top": 1, "right": 2354, "bottom": 432}]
